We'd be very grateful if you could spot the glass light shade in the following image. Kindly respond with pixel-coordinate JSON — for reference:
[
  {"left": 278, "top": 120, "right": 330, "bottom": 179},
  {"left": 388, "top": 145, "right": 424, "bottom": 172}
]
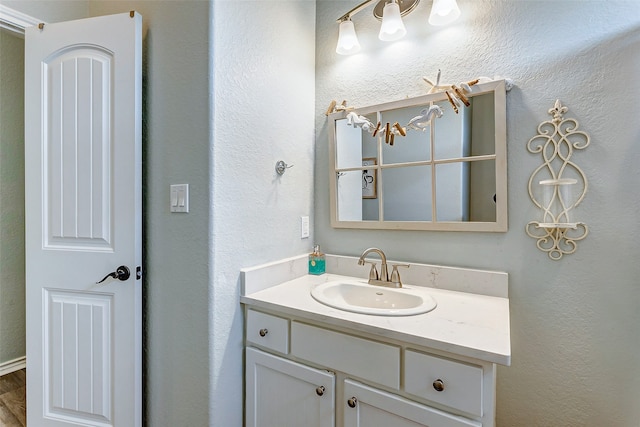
[
  {"left": 428, "top": 0, "right": 461, "bottom": 26},
  {"left": 336, "top": 20, "right": 361, "bottom": 55},
  {"left": 378, "top": 2, "right": 406, "bottom": 41}
]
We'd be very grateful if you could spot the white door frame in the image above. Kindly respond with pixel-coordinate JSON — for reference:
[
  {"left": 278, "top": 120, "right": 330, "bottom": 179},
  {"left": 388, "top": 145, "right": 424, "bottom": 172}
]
[
  {"left": 0, "top": 5, "right": 41, "bottom": 376},
  {"left": 0, "top": 5, "right": 43, "bottom": 37}
]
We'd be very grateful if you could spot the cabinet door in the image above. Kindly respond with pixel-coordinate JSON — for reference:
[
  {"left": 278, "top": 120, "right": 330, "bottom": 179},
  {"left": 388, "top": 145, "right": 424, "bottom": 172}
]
[
  {"left": 246, "top": 347, "right": 335, "bottom": 427},
  {"left": 342, "top": 380, "right": 480, "bottom": 427}
]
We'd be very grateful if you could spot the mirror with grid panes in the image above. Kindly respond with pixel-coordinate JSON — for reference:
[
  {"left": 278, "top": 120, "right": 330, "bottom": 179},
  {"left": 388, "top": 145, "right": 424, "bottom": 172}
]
[{"left": 328, "top": 79, "right": 507, "bottom": 231}]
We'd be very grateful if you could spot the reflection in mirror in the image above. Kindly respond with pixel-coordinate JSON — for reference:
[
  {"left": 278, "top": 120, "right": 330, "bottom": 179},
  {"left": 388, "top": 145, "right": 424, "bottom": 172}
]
[
  {"left": 328, "top": 79, "right": 507, "bottom": 231},
  {"left": 467, "top": 160, "right": 497, "bottom": 222},
  {"left": 381, "top": 107, "right": 431, "bottom": 164},
  {"left": 382, "top": 165, "right": 432, "bottom": 221},
  {"left": 335, "top": 114, "right": 377, "bottom": 169},
  {"left": 337, "top": 170, "right": 366, "bottom": 221},
  {"left": 434, "top": 162, "right": 469, "bottom": 221}
]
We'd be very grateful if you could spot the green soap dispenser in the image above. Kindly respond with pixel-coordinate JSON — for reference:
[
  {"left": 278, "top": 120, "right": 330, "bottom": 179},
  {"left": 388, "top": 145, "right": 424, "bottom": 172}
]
[{"left": 308, "top": 244, "right": 325, "bottom": 275}]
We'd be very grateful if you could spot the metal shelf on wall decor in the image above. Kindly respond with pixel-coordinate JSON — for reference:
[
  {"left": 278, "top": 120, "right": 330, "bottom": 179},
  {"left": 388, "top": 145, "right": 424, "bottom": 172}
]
[{"left": 525, "top": 100, "right": 590, "bottom": 260}]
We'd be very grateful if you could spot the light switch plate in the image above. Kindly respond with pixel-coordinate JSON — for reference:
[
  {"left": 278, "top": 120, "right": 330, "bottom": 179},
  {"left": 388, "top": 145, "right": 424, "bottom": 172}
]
[
  {"left": 301, "top": 215, "right": 310, "bottom": 238},
  {"left": 170, "top": 184, "right": 189, "bottom": 213}
]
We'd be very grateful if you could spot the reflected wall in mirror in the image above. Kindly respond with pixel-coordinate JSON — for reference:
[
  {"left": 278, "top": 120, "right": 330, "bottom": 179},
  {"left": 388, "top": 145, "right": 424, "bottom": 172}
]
[{"left": 328, "top": 79, "right": 507, "bottom": 231}]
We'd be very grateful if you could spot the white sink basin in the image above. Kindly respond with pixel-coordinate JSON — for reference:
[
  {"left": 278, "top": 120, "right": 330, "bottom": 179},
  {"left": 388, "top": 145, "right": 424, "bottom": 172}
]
[{"left": 310, "top": 280, "right": 437, "bottom": 316}]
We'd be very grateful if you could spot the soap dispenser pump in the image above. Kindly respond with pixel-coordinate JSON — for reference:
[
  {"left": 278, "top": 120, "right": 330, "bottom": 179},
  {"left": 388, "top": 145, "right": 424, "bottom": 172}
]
[{"left": 308, "top": 244, "right": 325, "bottom": 275}]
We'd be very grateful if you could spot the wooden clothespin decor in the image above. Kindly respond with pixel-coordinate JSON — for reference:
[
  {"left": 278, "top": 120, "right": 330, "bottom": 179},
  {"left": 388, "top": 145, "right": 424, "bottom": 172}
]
[
  {"left": 445, "top": 91, "right": 459, "bottom": 114},
  {"left": 372, "top": 122, "right": 382, "bottom": 137},
  {"left": 325, "top": 100, "right": 337, "bottom": 116},
  {"left": 326, "top": 100, "right": 354, "bottom": 115},
  {"left": 451, "top": 85, "right": 470, "bottom": 107},
  {"left": 393, "top": 122, "right": 406, "bottom": 137},
  {"left": 422, "top": 70, "right": 482, "bottom": 105},
  {"left": 466, "top": 79, "right": 480, "bottom": 87}
]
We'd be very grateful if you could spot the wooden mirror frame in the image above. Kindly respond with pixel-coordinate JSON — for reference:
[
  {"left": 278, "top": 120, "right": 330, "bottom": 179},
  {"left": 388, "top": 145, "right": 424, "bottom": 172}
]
[{"left": 328, "top": 79, "right": 508, "bottom": 232}]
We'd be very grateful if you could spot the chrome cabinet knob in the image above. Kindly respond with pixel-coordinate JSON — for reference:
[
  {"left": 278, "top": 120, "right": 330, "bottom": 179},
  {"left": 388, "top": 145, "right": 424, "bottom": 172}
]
[
  {"left": 347, "top": 397, "right": 358, "bottom": 408},
  {"left": 259, "top": 328, "right": 268, "bottom": 337},
  {"left": 433, "top": 379, "right": 445, "bottom": 392},
  {"left": 316, "top": 386, "right": 325, "bottom": 396}
]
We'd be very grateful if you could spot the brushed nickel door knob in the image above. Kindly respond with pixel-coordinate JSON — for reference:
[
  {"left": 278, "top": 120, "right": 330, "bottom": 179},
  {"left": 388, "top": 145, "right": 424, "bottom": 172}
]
[{"left": 259, "top": 328, "right": 268, "bottom": 337}]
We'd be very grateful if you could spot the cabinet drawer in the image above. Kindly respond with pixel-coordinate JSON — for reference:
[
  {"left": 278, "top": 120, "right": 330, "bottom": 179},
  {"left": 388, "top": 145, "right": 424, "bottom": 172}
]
[
  {"left": 246, "top": 310, "right": 289, "bottom": 354},
  {"left": 344, "top": 379, "right": 480, "bottom": 427},
  {"left": 405, "top": 350, "right": 483, "bottom": 417},
  {"left": 291, "top": 322, "right": 400, "bottom": 389}
]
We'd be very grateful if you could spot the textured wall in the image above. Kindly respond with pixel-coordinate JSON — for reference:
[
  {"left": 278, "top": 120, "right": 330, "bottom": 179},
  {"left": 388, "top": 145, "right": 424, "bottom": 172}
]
[
  {"left": 211, "top": 1, "right": 316, "bottom": 424},
  {"left": 315, "top": 1, "right": 640, "bottom": 425},
  {"left": 0, "top": 31, "right": 26, "bottom": 365}
]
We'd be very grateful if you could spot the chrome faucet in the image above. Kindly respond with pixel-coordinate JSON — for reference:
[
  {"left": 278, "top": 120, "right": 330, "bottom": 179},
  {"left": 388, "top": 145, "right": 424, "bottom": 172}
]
[{"left": 357, "top": 247, "right": 409, "bottom": 288}]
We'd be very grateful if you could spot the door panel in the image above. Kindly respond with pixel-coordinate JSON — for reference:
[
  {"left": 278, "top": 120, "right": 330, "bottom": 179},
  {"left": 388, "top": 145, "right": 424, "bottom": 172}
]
[
  {"left": 25, "top": 12, "right": 142, "bottom": 427},
  {"left": 46, "top": 290, "right": 112, "bottom": 423},
  {"left": 45, "top": 46, "right": 113, "bottom": 250}
]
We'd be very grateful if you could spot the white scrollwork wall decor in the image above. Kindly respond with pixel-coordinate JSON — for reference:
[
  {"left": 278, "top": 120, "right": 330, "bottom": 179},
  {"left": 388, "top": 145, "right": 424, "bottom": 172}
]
[{"left": 526, "top": 100, "right": 589, "bottom": 260}]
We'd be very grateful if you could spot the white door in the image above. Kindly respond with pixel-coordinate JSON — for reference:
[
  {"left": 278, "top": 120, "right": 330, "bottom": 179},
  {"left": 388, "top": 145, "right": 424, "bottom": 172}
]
[
  {"left": 343, "top": 380, "right": 480, "bottom": 427},
  {"left": 246, "top": 347, "right": 335, "bottom": 427},
  {"left": 25, "top": 12, "right": 142, "bottom": 427}
]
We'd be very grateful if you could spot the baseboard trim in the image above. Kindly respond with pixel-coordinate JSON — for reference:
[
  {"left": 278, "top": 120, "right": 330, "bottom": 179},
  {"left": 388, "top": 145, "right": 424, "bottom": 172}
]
[{"left": 0, "top": 356, "right": 26, "bottom": 377}]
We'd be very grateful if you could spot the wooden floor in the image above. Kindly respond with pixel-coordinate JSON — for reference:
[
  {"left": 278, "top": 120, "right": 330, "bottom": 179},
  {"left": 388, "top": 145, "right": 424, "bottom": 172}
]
[{"left": 0, "top": 369, "right": 26, "bottom": 427}]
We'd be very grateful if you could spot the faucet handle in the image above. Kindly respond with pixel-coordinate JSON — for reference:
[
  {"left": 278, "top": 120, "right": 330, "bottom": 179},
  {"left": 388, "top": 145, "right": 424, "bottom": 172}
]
[
  {"left": 363, "top": 261, "right": 379, "bottom": 281},
  {"left": 390, "top": 264, "right": 410, "bottom": 287}
]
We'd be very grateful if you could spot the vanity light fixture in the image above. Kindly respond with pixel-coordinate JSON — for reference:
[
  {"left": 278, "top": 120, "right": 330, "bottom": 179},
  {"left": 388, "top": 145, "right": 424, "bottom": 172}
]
[
  {"left": 336, "top": 18, "right": 362, "bottom": 55},
  {"left": 428, "top": 0, "right": 461, "bottom": 26},
  {"left": 378, "top": 0, "right": 407, "bottom": 41},
  {"left": 336, "top": 0, "right": 461, "bottom": 55}
]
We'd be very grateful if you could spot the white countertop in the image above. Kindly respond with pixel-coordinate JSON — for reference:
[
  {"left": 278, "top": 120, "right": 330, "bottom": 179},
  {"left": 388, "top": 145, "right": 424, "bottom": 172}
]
[{"left": 240, "top": 255, "right": 511, "bottom": 366}]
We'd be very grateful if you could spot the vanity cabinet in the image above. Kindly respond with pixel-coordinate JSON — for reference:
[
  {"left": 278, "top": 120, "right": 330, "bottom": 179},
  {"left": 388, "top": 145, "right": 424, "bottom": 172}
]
[
  {"left": 244, "top": 308, "right": 497, "bottom": 427},
  {"left": 246, "top": 347, "right": 335, "bottom": 427}
]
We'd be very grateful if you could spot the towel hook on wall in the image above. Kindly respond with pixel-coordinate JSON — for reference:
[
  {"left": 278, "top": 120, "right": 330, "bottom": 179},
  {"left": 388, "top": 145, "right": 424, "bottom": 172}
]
[{"left": 275, "top": 160, "right": 294, "bottom": 175}]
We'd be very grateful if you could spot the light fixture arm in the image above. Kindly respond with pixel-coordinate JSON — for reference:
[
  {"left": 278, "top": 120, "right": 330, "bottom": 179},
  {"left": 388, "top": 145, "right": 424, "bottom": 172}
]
[{"left": 337, "top": 0, "right": 377, "bottom": 23}]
